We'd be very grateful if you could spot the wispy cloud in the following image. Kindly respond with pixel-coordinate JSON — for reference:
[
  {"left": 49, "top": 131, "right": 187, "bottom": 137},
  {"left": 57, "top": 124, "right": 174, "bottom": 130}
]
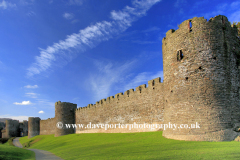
[
  {"left": 63, "top": 12, "right": 74, "bottom": 20},
  {"left": 24, "top": 85, "right": 38, "bottom": 88},
  {"left": 89, "top": 60, "right": 137, "bottom": 101},
  {"left": 19, "top": 0, "right": 34, "bottom": 6},
  {"left": 26, "top": 93, "right": 38, "bottom": 98},
  {"left": 0, "top": 115, "right": 29, "bottom": 122},
  {"left": 174, "top": 0, "right": 187, "bottom": 8},
  {"left": 0, "top": 60, "right": 7, "bottom": 71},
  {"left": 0, "top": 0, "right": 16, "bottom": 9},
  {"left": 68, "top": 0, "right": 84, "bottom": 6},
  {"left": 131, "top": 40, "right": 158, "bottom": 44},
  {"left": 124, "top": 71, "right": 163, "bottom": 91},
  {"left": 38, "top": 110, "right": 44, "bottom": 114},
  {"left": 27, "top": 0, "right": 161, "bottom": 77},
  {"left": 142, "top": 26, "right": 160, "bottom": 32},
  {"left": 229, "top": 10, "right": 240, "bottom": 22},
  {"left": 117, "top": 26, "right": 161, "bottom": 44},
  {"left": 13, "top": 101, "right": 32, "bottom": 105},
  {"left": 27, "top": 11, "right": 36, "bottom": 16},
  {"left": 36, "top": 99, "right": 55, "bottom": 108}
]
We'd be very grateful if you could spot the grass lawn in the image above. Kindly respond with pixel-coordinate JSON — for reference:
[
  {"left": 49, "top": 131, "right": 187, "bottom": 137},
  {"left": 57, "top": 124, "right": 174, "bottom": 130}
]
[
  {"left": 0, "top": 139, "right": 35, "bottom": 160},
  {"left": 20, "top": 131, "right": 240, "bottom": 160}
]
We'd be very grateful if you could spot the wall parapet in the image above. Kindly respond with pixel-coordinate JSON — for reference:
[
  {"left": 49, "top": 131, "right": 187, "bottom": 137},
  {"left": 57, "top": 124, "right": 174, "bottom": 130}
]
[{"left": 75, "top": 77, "right": 163, "bottom": 113}]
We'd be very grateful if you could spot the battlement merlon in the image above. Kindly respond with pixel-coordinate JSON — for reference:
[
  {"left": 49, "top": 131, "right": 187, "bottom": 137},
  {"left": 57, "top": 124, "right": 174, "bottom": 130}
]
[
  {"left": 148, "top": 77, "right": 161, "bottom": 87},
  {"left": 115, "top": 92, "right": 123, "bottom": 100},
  {"left": 87, "top": 104, "right": 93, "bottom": 108},
  {"left": 106, "top": 96, "right": 114, "bottom": 102},
  {"left": 136, "top": 84, "right": 146, "bottom": 93},
  {"left": 124, "top": 89, "right": 134, "bottom": 97}
]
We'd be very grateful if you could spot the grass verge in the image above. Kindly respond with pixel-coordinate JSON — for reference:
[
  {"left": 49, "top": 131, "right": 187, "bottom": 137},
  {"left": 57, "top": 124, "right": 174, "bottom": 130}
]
[
  {"left": 0, "top": 142, "right": 35, "bottom": 160},
  {"left": 19, "top": 131, "right": 240, "bottom": 160}
]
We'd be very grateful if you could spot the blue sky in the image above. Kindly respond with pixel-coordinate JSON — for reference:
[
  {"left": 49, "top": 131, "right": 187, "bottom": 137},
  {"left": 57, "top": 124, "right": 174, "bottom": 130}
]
[{"left": 0, "top": 0, "right": 239, "bottom": 121}]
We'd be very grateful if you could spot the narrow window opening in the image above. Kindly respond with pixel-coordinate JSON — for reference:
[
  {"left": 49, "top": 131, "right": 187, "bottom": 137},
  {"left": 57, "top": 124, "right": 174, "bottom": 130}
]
[
  {"left": 171, "top": 90, "right": 173, "bottom": 93},
  {"left": 185, "top": 77, "right": 189, "bottom": 81},
  {"left": 127, "top": 90, "right": 129, "bottom": 97},
  {"left": 199, "top": 66, "right": 202, "bottom": 70},
  {"left": 139, "top": 87, "right": 142, "bottom": 93},
  {"left": 177, "top": 50, "right": 184, "bottom": 61},
  {"left": 152, "top": 80, "right": 155, "bottom": 86},
  {"left": 188, "top": 20, "right": 192, "bottom": 32}
]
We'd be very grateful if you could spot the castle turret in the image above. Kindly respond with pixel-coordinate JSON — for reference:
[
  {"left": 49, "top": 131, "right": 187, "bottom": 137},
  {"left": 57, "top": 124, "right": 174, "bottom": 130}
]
[
  {"left": 162, "top": 15, "right": 240, "bottom": 141},
  {"left": 5, "top": 120, "right": 20, "bottom": 138},
  {"left": 55, "top": 101, "right": 77, "bottom": 137},
  {"left": 28, "top": 117, "right": 40, "bottom": 138}
]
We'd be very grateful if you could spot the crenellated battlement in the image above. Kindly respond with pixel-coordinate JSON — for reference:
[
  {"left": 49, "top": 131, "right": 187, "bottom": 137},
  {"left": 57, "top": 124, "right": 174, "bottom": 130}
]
[
  {"left": 75, "top": 77, "right": 163, "bottom": 113},
  {"left": 55, "top": 101, "right": 76, "bottom": 106},
  {"left": 162, "top": 15, "right": 237, "bottom": 44}
]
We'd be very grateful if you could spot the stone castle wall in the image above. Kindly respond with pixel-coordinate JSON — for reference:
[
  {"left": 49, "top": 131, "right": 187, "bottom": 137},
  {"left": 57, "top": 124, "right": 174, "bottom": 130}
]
[
  {"left": 40, "top": 118, "right": 55, "bottom": 135},
  {"left": 75, "top": 77, "right": 164, "bottom": 133},
  {"left": 27, "top": 15, "right": 240, "bottom": 141}
]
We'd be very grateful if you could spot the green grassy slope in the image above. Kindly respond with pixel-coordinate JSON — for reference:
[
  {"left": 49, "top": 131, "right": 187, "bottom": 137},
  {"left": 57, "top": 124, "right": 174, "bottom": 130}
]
[
  {"left": 0, "top": 139, "right": 35, "bottom": 160},
  {"left": 20, "top": 131, "right": 240, "bottom": 160}
]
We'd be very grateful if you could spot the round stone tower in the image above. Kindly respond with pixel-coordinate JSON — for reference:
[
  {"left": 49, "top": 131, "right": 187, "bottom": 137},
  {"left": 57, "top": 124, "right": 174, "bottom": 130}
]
[
  {"left": 28, "top": 117, "right": 40, "bottom": 138},
  {"left": 55, "top": 101, "right": 77, "bottom": 137},
  {"left": 162, "top": 15, "right": 240, "bottom": 141}
]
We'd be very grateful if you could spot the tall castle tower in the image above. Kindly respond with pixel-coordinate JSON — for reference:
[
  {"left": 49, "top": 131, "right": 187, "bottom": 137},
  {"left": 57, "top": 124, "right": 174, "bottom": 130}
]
[
  {"left": 55, "top": 101, "right": 77, "bottom": 137},
  {"left": 162, "top": 15, "right": 240, "bottom": 141},
  {"left": 28, "top": 117, "right": 40, "bottom": 138}
]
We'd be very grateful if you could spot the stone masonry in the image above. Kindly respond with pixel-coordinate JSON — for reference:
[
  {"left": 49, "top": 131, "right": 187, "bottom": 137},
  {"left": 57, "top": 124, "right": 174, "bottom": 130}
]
[{"left": 4, "top": 15, "right": 240, "bottom": 141}]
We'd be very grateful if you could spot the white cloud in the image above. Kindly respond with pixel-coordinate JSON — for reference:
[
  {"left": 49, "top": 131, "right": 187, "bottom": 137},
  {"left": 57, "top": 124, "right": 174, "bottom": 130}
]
[
  {"left": 24, "top": 85, "right": 38, "bottom": 88},
  {"left": 38, "top": 110, "right": 44, "bottom": 114},
  {"left": 0, "top": 0, "right": 16, "bottom": 9},
  {"left": 124, "top": 71, "right": 163, "bottom": 91},
  {"left": 63, "top": 12, "right": 74, "bottom": 20},
  {"left": 13, "top": 101, "right": 32, "bottom": 105},
  {"left": 26, "top": 93, "right": 38, "bottom": 98},
  {"left": 0, "top": 115, "right": 29, "bottom": 122},
  {"left": 27, "top": 0, "right": 161, "bottom": 77},
  {"left": 89, "top": 60, "right": 136, "bottom": 101}
]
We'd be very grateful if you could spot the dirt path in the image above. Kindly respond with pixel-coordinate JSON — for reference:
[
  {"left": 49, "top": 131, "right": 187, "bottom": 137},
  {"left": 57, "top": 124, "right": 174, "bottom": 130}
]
[{"left": 13, "top": 137, "right": 63, "bottom": 160}]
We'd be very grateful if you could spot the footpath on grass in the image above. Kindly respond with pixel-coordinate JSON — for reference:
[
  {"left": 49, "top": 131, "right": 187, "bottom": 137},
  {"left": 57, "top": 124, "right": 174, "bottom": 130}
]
[{"left": 13, "top": 137, "right": 63, "bottom": 160}]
